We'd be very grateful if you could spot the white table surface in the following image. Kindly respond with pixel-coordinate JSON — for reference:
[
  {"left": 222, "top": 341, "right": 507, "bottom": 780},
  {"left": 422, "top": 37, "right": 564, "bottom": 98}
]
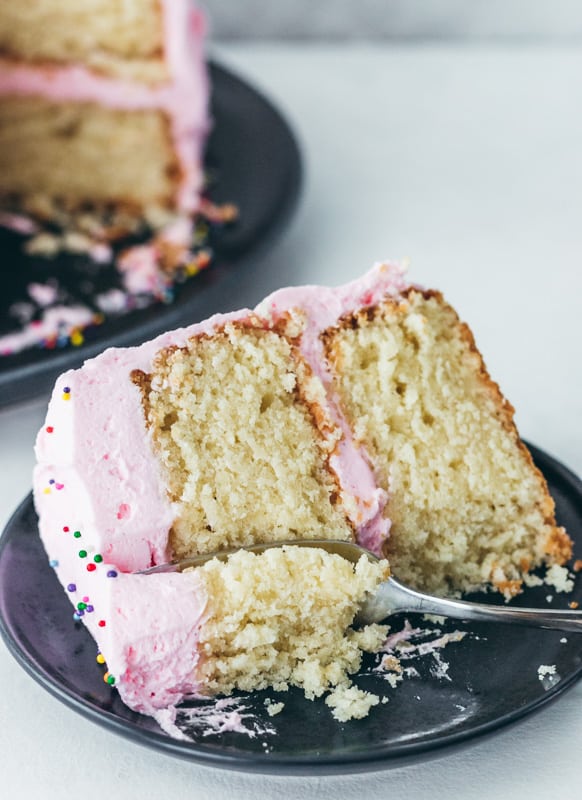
[{"left": 1, "top": 43, "right": 582, "bottom": 799}]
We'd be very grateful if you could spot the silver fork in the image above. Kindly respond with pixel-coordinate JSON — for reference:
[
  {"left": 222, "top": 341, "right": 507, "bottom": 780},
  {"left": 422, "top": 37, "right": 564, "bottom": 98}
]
[{"left": 141, "top": 539, "right": 582, "bottom": 633}]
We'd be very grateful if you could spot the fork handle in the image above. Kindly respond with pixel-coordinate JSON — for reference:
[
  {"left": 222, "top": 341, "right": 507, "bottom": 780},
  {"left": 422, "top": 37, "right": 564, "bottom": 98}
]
[{"left": 364, "top": 577, "right": 582, "bottom": 632}]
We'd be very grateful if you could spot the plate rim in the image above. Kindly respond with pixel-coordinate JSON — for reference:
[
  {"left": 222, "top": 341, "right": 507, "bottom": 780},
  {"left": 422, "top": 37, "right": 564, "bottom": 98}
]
[{"left": 1, "top": 443, "right": 581, "bottom": 775}]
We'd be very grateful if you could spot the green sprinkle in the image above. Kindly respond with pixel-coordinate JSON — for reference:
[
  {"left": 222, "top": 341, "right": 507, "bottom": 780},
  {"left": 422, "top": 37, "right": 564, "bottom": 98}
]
[
  {"left": 78, "top": 549, "right": 87, "bottom": 558},
  {"left": 94, "top": 554, "right": 103, "bottom": 563}
]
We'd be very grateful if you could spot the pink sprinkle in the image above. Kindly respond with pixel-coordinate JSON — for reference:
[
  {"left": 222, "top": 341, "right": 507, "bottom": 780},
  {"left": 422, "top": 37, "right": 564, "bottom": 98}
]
[
  {"left": 55, "top": 483, "right": 64, "bottom": 490},
  {"left": 82, "top": 596, "right": 89, "bottom": 603},
  {"left": 116, "top": 503, "right": 131, "bottom": 520}
]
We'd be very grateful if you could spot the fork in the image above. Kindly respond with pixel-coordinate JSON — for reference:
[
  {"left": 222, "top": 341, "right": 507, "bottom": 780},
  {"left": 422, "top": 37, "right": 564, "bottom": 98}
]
[{"left": 141, "top": 539, "right": 582, "bottom": 632}]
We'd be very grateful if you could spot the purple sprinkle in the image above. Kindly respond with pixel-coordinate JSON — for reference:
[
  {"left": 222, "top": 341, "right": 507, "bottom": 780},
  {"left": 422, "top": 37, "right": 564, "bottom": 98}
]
[
  {"left": 63, "top": 386, "right": 71, "bottom": 393},
  {"left": 49, "top": 559, "right": 59, "bottom": 568},
  {"left": 76, "top": 608, "right": 85, "bottom": 617},
  {"left": 49, "top": 479, "right": 55, "bottom": 485},
  {"left": 67, "top": 583, "right": 76, "bottom": 592},
  {"left": 86, "top": 605, "right": 94, "bottom": 613},
  {"left": 106, "top": 570, "right": 118, "bottom": 578}
]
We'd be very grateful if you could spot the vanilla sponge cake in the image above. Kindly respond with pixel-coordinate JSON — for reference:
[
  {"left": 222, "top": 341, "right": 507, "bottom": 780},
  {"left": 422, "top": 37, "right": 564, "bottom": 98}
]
[
  {"left": 33, "top": 262, "right": 571, "bottom": 721},
  {"left": 320, "top": 289, "right": 572, "bottom": 597},
  {"left": 0, "top": 0, "right": 208, "bottom": 220}
]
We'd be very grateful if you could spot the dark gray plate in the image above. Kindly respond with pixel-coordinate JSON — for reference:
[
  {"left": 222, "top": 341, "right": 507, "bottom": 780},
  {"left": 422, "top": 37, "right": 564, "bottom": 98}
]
[
  {"left": 0, "top": 61, "right": 302, "bottom": 407},
  {"left": 0, "top": 444, "right": 581, "bottom": 775}
]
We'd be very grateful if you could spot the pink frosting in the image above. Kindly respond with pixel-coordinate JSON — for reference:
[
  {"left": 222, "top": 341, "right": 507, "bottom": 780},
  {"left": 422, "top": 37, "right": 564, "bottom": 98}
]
[
  {"left": 258, "top": 261, "right": 412, "bottom": 552},
  {"left": 0, "top": 1, "right": 209, "bottom": 212},
  {"left": 33, "top": 262, "right": 412, "bottom": 718},
  {"left": 34, "top": 307, "right": 252, "bottom": 712}
]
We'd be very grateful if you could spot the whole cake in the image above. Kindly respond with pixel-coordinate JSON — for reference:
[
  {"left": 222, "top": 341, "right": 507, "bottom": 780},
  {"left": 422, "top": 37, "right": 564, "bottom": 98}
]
[
  {"left": 33, "top": 262, "right": 571, "bottom": 723},
  {"left": 0, "top": 0, "right": 208, "bottom": 221}
]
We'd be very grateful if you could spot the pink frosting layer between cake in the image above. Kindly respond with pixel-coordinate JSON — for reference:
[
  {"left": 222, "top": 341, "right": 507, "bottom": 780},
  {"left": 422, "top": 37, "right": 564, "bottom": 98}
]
[
  {"left": 0, "top": 0, "right": 209, "bottom": 212},
  {"left": 33, "top": 262, "right": 411, "bottom": 716}
]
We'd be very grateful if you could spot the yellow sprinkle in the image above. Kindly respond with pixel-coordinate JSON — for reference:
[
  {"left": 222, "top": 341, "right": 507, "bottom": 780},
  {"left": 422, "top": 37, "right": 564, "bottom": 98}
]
[
  {"left": 185, "top": 262, "right": 200, "bottom": 277},
  {"left": 43, "top": 488, "right": 51, "bottom": 495},
  {"left": 70, "top": 330, "right": 84, "bottom": 347},
  {"left": 96, "top": 654, "right": 105, "bottom": 664},
  {"left": 62, "top": 393, "right": 70, "bottom": 401}
]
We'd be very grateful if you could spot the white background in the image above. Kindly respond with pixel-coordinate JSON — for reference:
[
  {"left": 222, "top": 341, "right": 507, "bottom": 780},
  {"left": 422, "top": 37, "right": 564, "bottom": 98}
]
[
  {"left": 206, "top": 0, "right": 582, "bottom": 40},
  {"left": 1, "top": 39, "right": 582, "bottom": 800}
]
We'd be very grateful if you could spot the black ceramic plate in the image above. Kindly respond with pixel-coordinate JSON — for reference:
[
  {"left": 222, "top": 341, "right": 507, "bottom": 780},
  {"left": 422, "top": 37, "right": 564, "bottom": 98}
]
[
  {"left": 1, "top": 444, "right": 581, "bottom": 775},
  {"left": 0, "top": 61, "right": 302, "bottom": 408}
]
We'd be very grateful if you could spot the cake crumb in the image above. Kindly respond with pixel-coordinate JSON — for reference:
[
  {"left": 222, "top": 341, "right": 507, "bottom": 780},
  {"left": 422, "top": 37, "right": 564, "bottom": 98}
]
[
  {"left": 544, "top": 564, "right": 574, "bottom": 593},
  {"left": 537, "top": 664, "right": 556, "bottom": 679},
  {"left": 24, "top": 232, "right": 60, "bottom": 257},
  {"left": 569, "top": 601, "right": 579, "bottom": 609},
  {"left": 423, "top": 614, "right": 446, "bottom": 625},
  {"left": 378, "top": 654, "right": 403, "bottom": 688},
  {"left": 537, "top": 664, "right": 561, "bottom": 690},
  {"left": 573, "top": 560, "right": 582, "bottom": 573},
  {"left": 522, "top": 573, "right": 544, "bottom": 588},
  {"left": 325, "top": 685, "right": 380, "bottom": 722},
  {"left": 264, "top": 700, "right": 285, "bottom": 717},
  {"left": 560, "top": 637, "right": 568, "bottom": 643},
  {"left": 546, "top": 595, "right": 553, "bottom": 603}
]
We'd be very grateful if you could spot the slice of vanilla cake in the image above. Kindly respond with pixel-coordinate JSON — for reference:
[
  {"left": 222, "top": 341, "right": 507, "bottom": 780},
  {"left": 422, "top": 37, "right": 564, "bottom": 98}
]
[{"left": 33, "top": 262, "right": 571, "bottom": 726}]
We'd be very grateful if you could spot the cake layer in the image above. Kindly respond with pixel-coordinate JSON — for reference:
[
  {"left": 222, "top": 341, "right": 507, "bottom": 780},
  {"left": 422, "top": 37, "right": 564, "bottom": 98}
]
[
  {"left": 0, "top": 97, "right": 182, "bottom": 213},
  {"left": 322, "top": 289, "right": 572, "bottom": 596},
  {"left": 0, "top": 0, "right": 181, "bottom": 83},
  {"left": 134, "top": 322, "right": 354, "bottom": 557}
]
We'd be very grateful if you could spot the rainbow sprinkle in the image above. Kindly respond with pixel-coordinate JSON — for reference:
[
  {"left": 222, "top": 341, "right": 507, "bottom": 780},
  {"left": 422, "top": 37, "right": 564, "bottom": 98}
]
[{"left": 70, "top": 329, "right": 84, "bottom": 347}]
